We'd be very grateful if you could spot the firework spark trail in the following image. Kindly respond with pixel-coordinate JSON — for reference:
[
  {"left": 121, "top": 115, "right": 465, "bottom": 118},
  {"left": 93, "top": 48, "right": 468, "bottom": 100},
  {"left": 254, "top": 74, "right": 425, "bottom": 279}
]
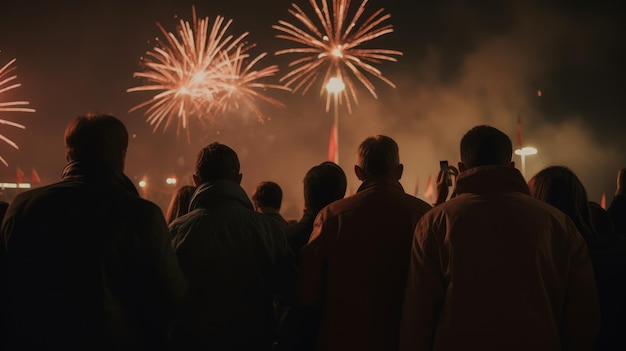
[
  {"left": 128, "top": 8, "right": 243, "bottom": 135},
  {"left": 212, "top": 45, "right": 291, "bottom": 122},
  {"left": 273, "top": 0, "right": 402, "bottom": 112},
  {"left": 128, "top": 7, "right": 287, "bottom": 137},
  {"left": 0, "top": 55, "right": 35, "bottom": 166}
]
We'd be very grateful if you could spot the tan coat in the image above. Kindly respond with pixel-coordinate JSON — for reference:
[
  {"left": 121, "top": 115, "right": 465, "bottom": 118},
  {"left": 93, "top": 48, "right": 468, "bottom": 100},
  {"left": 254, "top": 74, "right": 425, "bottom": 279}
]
[
  {"left": 298, "top": 178, "right": 432, "bottom": 351},
  {"left": 400, "top": 166, "right": 600, "bottom": 351}
]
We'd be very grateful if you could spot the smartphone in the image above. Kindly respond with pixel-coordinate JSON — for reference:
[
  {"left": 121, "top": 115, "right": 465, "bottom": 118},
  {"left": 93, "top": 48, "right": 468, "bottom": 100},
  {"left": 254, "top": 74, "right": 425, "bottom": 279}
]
[{"left": 440, "top": 160, "right": 452, "bottom": 186}]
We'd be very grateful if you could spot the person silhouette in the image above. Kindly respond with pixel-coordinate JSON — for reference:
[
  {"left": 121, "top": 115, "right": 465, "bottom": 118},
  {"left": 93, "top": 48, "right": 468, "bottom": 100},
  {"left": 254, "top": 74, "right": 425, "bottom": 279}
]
[
  {"left": 168, "top": 142, "right": 296, "bottom": 351},
  {"left": 0, "top": 113, "right": 184, "bottom": 350},
  {"left": 400, "top": 125, "right": 600, "bottom": 350},
  {"left": 298, "top": 135, "right": 432, "bottom": 350},
  {"left": 529, "top": 165, "right": 626, "bottom": 349}
]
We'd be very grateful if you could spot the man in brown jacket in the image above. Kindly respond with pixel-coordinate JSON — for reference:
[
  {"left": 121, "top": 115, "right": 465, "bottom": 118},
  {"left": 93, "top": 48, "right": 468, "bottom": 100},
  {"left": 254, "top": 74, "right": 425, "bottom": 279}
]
[
  {"left": 400, "top": 125, "right": 600, "bottom": 350},
  {"left": 298, "top": 135, "right": 432, "bottom": 351}
]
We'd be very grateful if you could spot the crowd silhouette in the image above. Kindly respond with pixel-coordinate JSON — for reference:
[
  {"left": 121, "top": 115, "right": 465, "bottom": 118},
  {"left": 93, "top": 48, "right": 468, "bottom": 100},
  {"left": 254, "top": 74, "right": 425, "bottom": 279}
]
[{"left": 1, "top": 113, "right": 625, "bottom": 350}]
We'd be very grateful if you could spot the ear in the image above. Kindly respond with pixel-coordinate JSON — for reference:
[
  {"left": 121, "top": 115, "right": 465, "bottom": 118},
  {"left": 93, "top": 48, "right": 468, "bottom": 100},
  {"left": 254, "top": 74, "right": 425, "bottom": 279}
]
[
  {"left": 354, "top": 165, "right": 366, "bottom": 181},
  {"left": 458, "top": 162, "right": 467, "bottom": 173},
  {"left": 236, "top": 173, "right": 243, "bottom": 185},
  {"left": 394, "top": 164, "right": 404, "bottom": 180},
  {"left": 193, "top": 175, "right": 201, "bottom": 187}
]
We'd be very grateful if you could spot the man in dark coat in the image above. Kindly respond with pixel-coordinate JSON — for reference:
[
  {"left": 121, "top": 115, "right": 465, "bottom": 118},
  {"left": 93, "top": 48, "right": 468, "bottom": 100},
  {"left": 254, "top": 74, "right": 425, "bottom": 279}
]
[
  {"left": 0, "top": 114, "right": 184, "bottom": 350},
  {"left": 169, "top": 142, "right": 296, "bottom": 351},
  {"left": 298, "top": 135, "right": 432, "bottom": 351}
]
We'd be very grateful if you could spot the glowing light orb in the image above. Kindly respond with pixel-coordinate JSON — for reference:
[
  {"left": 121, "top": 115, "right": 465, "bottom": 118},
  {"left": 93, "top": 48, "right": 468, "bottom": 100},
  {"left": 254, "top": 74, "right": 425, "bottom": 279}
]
[
  {"left": 515, "top": 147, "right": 538, "bottom": 156},
  {"left": 325, "top": 77, "right": 345, "bottom": 94}
]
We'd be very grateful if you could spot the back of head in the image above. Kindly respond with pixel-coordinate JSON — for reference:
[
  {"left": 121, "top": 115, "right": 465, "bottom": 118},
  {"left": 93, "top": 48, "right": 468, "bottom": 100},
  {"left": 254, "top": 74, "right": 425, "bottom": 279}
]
[
  {"left": 357, "top": 135, "right": 400, "bottom": 178},
  {"left": 65, "top": 113, "right": 129, "bottom": 170},
  {"left": 252, "top": 181, "right": 283, "bottom": 210},
  {"left": 195, "top": 142, "right": 240, "bottom": 183},
  {"left": 460, "top": 125, "right": 512, "bottom": 169},
  {"left": 529, "top": 166, "right": 595, "bottom": 237},
  {"left": 304, "top": 161, "right": 347, "bottom": 213}
]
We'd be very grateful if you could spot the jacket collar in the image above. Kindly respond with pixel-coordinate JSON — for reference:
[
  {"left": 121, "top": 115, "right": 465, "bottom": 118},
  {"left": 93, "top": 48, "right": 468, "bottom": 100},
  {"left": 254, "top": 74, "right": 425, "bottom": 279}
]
[
  {"left": 454, "top": 165, "right": 530, "bottom": 196},
  {"left": 189, "top": 179, "right": 253, "bottom": 211},
  {"left": 61, "top": 161, "right": 139, "bottom": 196},
  {"left": 357, "top": 176, "right": 405, "bottom": 193}
]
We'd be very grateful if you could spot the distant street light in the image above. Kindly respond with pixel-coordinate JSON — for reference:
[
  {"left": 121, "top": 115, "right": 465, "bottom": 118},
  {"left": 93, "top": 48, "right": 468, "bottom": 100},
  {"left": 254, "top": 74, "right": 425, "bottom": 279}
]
[
  {"left": 514, "top": 146, "right": 538, "bottom": 178},
  {"left": 166, "top": 177, "right": 177, "bottom": 185},
  {"left": 325, "top": 77, "right": 345, "bottom": 164}
]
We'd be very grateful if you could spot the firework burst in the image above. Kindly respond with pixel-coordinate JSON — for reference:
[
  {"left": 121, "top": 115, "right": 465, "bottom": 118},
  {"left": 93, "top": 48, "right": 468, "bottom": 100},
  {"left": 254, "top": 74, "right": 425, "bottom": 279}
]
[
  {"left": 128, "top": 7, "right": 286, "bottom": 137},
  {"left": 211, "top": 45, "right": 290, "bottom": 122},
  {"left": 274, "top": 0, "right": 402, "bottom": 112},
  {"left": 0, "top": 54, "right": 35, "bottom": 166}
]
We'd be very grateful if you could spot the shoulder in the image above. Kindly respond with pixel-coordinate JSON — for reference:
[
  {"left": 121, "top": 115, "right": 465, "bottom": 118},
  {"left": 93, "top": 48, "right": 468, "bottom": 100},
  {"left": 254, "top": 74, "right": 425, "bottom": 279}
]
[
  {"left": 249, "top": 210, "right": 286, "bottom": 236},
  {"left": 168, "top": 207, "right": 209, "bottom": 234},
  {"left": 315, "top": 196, "right": 355, "bottom": 222},
  {"left": 426, "top": 191, "right": 566, "bottom": 223},
  {"left": 401, "top": 192, "right": 433, "bottom": 211},
  {"left": 126, "top": 194, "right": 163, "bottom": 217},
  {"left": 5, "top": 181, "right": 80, "bottom": 217}
]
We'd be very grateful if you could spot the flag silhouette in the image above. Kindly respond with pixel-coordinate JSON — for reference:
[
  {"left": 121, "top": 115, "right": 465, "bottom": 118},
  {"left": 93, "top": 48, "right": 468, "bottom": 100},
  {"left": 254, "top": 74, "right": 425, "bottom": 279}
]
[
  {"left": 424, "top": 175, "right": 434, "bottom": 202},
  {"left": 32, "top": 167, "right": 41, "bottom": 184},
  {"left": 600, "top": 193, "right": 606, "bottom": 209},
  {"left": 16, "top": 166, "right": 25, "bottom": 183}
]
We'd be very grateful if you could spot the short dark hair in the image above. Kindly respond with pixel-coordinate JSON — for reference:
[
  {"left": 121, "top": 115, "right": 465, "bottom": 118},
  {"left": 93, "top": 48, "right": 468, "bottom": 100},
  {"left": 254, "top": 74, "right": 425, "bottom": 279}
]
[
  {"left": 64, "top": 113, "right": 128, "bottom": 169},
  {"left": 460, "top": 125, "right": 512, "bottom": 168},
  {"left": 304, "top": 161, "right": 347, "bottom": 213},
  {"left": 195, "top": 142, "right": 240, "bottom": 183},
  {"left": 252, "top": 181, "right": 283, "bottom": 209},
  {"left": 357, "top": 135, "right": 400, "bottom": 178}
]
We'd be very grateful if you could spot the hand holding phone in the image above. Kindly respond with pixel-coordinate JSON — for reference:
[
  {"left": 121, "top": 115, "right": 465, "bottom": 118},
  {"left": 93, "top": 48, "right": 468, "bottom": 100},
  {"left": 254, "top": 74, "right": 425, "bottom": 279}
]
[{"left": 440, "top": 160, "right": 452, "bottom": 186}]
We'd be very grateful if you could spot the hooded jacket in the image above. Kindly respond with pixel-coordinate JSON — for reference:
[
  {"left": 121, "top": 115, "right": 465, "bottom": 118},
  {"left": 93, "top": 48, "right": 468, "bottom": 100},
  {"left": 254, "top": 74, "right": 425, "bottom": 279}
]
[
  {"left": 400, "top": 166, "right": 600, "bottom": 351},
  {"left": 0, "top": 162, "right": 184, "bottom": 350},
  {"left": 169, "top": 180, "right": 296, "bottom": 351}
]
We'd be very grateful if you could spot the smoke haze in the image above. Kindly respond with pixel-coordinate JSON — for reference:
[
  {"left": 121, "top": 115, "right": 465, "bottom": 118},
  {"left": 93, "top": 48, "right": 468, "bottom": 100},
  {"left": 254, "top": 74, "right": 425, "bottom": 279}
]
[{"left": 0, "top": 0, "right": 623, "bottom": 216}]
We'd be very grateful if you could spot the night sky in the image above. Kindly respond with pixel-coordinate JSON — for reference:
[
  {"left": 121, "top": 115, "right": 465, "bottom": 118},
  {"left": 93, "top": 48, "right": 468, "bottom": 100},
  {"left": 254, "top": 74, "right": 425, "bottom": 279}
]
[{"left": 1, "top": 0, "right": 625, "bottom": 216}]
